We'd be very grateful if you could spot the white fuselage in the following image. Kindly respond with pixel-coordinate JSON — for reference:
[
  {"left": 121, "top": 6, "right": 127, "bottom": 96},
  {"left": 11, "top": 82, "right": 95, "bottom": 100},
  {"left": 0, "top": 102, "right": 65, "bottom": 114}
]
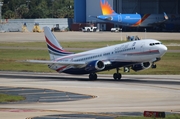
[{"left": 49, "top": 39, "right": 167, "bottom": 74}]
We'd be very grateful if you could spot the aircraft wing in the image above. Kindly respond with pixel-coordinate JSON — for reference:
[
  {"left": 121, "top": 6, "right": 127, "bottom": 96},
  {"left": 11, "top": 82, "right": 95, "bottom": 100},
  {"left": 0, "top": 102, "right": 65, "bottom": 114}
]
[
  {"left": 24, "top": 60, "right": 86, "bottom": 65},
  {"left": 23, "top": 59, "right": 111, "bottom": 70}
]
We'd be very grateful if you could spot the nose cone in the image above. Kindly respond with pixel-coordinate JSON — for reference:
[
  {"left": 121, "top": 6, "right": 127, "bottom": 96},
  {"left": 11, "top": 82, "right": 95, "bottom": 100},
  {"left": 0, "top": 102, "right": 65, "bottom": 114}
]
[{"left": 160, "top": 45, "right": 168, "bottom": 56}]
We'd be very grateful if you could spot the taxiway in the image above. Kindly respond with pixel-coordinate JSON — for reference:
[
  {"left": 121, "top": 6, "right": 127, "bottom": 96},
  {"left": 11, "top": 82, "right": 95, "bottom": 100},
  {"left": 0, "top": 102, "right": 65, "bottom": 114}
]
[{"left": 0, "top": 72, "right": 180, "bottom": 119}]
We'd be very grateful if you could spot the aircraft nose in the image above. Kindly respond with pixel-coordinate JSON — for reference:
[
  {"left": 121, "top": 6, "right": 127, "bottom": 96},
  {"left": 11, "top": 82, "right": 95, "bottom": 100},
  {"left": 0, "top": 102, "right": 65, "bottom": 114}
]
[{"left": 160, "top": 45, "right": 168, "bottom": 55}]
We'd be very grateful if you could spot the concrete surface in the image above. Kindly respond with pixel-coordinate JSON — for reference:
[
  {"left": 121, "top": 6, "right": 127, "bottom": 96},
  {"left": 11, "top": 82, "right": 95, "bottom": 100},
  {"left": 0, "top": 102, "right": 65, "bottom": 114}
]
[{"left": 0, "top": 72, "right": 180, "bottom": 119}]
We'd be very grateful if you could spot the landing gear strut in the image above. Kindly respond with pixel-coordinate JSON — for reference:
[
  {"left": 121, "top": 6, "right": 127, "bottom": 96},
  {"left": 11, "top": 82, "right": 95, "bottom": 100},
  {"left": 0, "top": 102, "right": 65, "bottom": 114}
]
[
  {"left": 113, "top": 68, "right": 122, "bottom": 80},
  {"left": 151, "top": 63, "right": 157, "bottom": 68},
  {"left": 89, "top": 73, "right": 97, "bottom": 80}
]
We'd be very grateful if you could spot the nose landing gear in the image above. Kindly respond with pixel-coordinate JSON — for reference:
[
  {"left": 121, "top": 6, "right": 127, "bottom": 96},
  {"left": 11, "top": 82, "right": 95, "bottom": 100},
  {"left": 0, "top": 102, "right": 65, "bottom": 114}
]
[{"left": 151, "top": 63, "right": 157, "bottom": 68}]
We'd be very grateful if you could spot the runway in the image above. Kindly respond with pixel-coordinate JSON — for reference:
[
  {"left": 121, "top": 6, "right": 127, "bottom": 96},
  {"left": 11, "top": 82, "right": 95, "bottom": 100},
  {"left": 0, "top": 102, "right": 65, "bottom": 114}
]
[{"left": 0, "top": 71, "right": 180, "bottom": 119}]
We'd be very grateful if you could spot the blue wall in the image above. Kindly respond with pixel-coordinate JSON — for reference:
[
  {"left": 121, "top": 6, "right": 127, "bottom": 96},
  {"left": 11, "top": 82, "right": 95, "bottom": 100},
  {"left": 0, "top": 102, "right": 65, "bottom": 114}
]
[{"left": 74, "top": 0, "right": 86, "bottom": 23}]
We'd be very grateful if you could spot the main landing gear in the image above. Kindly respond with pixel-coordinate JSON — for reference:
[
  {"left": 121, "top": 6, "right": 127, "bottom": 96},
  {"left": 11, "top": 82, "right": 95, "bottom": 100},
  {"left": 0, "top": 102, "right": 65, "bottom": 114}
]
[
  {"left": 89, "top": 73, "right": 97, "bottom": 80},
  {"left": 113, "top": 68, "right": 122, "bottom": 80},
  {"left": 88, "top": 68, "right": 122, "bottom": 81}
]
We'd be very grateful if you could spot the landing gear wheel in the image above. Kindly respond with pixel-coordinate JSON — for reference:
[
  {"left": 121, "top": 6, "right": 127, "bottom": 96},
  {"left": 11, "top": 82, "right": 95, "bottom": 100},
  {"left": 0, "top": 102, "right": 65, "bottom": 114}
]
[
  {"left": 113, "top": 73, "right": 122, "bottom": 80},
  {"left": 89, "top": 73, "right": 97, "bottom": 80},
  {"left": 113, "top": 68, "right": 122, "bottom": 80},
  {"left": 151, "top": 64, "right": 157, "bottom": 68}
]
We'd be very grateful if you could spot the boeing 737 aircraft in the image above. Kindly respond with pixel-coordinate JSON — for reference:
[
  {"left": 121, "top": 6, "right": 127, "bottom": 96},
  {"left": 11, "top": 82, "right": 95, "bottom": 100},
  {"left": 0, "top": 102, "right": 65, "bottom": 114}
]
[
  {"left": 26, "top": 27, "right": 167, "bottom": 80},
  {"left": 95, "top": 0, "right": 168, "bottom": 27}
]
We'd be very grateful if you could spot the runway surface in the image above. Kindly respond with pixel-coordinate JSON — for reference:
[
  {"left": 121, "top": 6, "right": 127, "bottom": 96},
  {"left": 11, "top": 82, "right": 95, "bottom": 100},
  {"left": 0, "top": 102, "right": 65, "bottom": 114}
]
[{"left": 0, "top": 71, "right": 180, "bottom": 119}]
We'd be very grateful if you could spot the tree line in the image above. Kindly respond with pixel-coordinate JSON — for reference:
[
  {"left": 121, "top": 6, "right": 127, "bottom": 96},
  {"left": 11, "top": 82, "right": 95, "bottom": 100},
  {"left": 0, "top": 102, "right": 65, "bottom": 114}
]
[{"left": 1, "top": 0, "right": 74, "bottom": 19}]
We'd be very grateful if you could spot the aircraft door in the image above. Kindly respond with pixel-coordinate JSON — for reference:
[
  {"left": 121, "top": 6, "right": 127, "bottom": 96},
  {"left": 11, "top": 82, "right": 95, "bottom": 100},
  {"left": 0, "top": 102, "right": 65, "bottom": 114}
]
[
  {"left": 118, "top": 15, "right": 122, "bottom": 22},
  {"left": 141, "top": 42, "right": 145, "bottom": 52}
]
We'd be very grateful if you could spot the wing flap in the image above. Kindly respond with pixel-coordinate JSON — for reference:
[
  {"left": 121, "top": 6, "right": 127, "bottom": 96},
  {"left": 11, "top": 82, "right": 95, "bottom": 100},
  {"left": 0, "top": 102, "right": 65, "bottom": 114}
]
[{"left": 24, "top": 60, "right": 86, "bottom": 65}]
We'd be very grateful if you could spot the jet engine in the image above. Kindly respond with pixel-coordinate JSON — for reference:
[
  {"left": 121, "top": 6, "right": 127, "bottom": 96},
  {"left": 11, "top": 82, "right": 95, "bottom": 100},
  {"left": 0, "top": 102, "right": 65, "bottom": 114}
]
[
  {"left": 85, "top": 60, "right": 105, "bottom": 72},
  {"left": 132, "top": 62, "right": 151, "bottom": 72}
]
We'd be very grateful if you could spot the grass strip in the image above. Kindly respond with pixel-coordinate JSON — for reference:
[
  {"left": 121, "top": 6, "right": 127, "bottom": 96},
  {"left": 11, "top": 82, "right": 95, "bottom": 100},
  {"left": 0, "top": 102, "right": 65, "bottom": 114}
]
[
  {"left": 0, "top": 40, "right": 179, "bottom": 49},
  {"left": 0, "top": 93, "right": 25, "bottom": 103}
]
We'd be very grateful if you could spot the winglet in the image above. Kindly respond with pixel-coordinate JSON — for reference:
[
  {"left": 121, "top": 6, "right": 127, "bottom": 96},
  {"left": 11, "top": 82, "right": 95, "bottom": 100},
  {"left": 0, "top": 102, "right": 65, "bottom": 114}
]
[
  {"left": 164, "top": 12, "right": 168, "bottom": 20},
  {"left": 100, "top": 0, "right": 117, "bottom": 15}
]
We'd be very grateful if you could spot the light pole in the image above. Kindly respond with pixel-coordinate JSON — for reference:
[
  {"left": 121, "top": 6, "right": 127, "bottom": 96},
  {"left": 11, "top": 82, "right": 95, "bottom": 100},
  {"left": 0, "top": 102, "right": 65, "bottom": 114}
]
[
  {"left": 26, "top": 0, "right": 31, "bottom": 8},
  {"left": 120, "top": 28, "right": 122, "bottom": 41},
  {"left": 0, "top": 1, "right": 3, "bottom": 22},
  {"left": 0, "top": 1, "right": 3, "bottom": 32}
]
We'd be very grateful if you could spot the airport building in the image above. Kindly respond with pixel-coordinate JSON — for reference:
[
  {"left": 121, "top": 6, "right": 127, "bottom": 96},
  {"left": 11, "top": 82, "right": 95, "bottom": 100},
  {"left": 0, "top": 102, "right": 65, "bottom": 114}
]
[{"left": 73, "top": 0, "right": 180, "bottom": 31}]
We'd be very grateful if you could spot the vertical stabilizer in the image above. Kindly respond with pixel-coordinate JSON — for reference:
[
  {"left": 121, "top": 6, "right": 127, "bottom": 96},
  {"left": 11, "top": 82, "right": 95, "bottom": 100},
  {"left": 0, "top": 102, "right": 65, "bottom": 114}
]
[
  {"left": 100, "top": 0, "right": 117, "bottom": 15},
  {"left": 43, "top": 27, "right": 73, "bottom": 60}
]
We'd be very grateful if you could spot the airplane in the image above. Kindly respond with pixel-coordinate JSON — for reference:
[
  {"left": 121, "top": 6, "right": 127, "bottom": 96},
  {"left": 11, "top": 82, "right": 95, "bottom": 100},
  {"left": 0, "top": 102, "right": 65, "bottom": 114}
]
[
  {"left": 94, "top": 0, "right": 168, "bottom": 27},
  {"left": 25, "top": 26, "right": 167, "bottom": 80}
]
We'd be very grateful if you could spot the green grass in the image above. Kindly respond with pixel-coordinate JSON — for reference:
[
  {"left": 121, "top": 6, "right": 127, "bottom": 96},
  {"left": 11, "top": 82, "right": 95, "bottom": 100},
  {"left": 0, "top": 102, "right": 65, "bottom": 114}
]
[
  {"left": 0, "top": 93, "right": 25, "bottom": 103},
  {"left": 0, "top": 49, "right": 53, "bottom": 72},
  {"left": 0, "top": 41, "right": 180, "bottom": 74},
  {"left": 115, "top": 114, "right": 180, "bottom": 119},
  {"left": 0, "top": 41, "right": 124, "bottom": 48},
  {"left": 167, "top": 46, "right": 180, "bottom": 50},
  {"left": 160, "top": 40, "right": 180, "bottom": 45},
  {"left": 0, "top": 40, "right": 179, "bottom": 50}
]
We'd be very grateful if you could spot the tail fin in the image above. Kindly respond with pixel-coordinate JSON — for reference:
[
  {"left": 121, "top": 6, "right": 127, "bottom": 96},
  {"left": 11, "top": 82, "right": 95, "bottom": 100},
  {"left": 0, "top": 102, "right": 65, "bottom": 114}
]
[
  {"left": 100, "top": 0, "right": 117, "bottom": 15},
  {"left": 43, "top": 27, "right": 73, "bottom": 60},
  {"left": 164, "top": 12, "right": 168, "bottom": 20}
]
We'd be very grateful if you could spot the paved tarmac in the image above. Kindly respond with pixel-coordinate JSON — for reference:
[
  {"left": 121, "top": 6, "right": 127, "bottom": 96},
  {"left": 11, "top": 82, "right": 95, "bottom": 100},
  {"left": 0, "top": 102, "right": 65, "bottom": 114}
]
[
  {"left": 0, "top": 31, "right": 180, "bottom": 42},
  {"left": 0, "top": 87, "right": 93, "bottom": 104},
  {"left": 0, "top": 71, "right": 180, "bottom": 119}
]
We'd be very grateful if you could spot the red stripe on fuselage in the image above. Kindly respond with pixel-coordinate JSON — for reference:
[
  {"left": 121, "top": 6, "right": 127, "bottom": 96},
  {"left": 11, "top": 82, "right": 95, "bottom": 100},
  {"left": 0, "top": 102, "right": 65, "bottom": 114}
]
[
  {"left": 125, "top": 50, "right": 159, "bottom": 55},
  {"left": 56, "top": 66, "right": 67, "bottom": 72}
]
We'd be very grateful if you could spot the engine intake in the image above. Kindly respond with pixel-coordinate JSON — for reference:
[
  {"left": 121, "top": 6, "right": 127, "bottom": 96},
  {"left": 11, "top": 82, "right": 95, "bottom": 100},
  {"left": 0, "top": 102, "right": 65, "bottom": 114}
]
[
  {"left": 85, "top": 60, "right": 105, "bottom": 72},
  {"left": 132, "top": 62, "right": 151, "bottom": 72}
]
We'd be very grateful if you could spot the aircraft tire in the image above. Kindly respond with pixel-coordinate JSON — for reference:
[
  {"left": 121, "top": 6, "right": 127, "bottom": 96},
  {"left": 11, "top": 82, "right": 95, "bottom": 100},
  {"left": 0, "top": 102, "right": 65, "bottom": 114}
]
[
  {"left": 113, "top": 73, "right": 122, "bottom": 80},
  {"left": 151, "top": 64, "right": 157, "bottom": 68},
  {"left": 89, "top": 73, "right": 97, "bottom": 80}
]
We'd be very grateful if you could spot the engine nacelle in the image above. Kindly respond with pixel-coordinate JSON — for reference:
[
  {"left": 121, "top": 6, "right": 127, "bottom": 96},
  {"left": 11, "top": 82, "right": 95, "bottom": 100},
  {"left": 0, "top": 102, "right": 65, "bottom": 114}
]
[
  {"left": 85, "top": 60, "right": 105, "bottom": 72},
  {"left": 132, "top": 62, "right": 151, "bottom": 72}
]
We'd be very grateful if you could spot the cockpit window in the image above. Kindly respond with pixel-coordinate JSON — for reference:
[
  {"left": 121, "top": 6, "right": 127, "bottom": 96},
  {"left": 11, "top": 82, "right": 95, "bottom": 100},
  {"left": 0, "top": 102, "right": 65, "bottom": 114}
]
[
  {"left": 149, "top": 42, "right": 161, "bottom": 46},
  {"left": 155, "top": 43, "right": 160, "bottom": 45}
]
